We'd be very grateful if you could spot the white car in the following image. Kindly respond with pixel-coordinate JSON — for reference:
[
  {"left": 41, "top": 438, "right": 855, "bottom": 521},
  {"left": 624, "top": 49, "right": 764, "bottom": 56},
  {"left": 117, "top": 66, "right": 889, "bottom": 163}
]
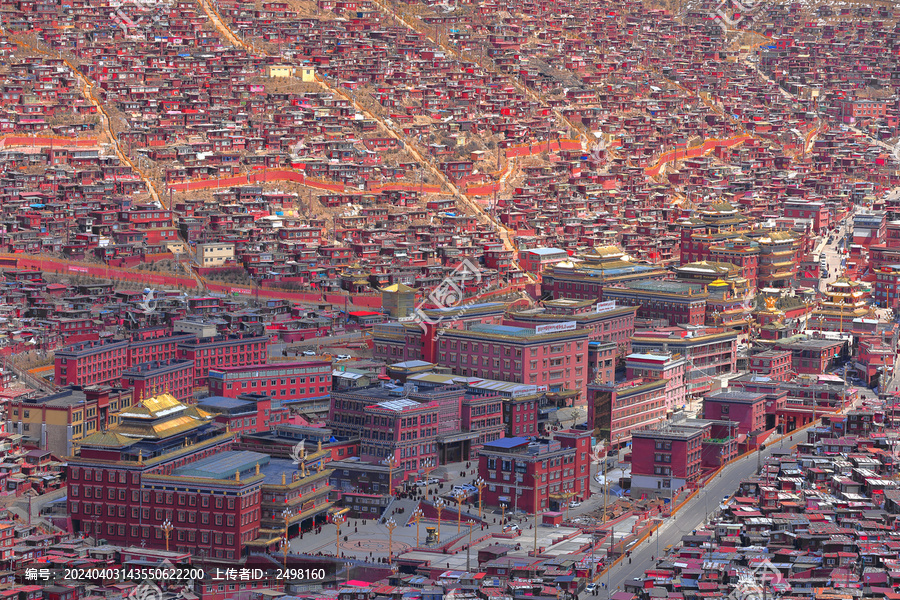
[
  {"left": 335, "top": 354, "right": 352, "bottom": 361},
  {"left": 569, "top": 501, "right": 582, "bottom": 508},
  {"left": 302, "top": 350, "right": 316, "bottom": 356},
  {"left": 585, "top": 584, "right": 597, "bottom": 593}
]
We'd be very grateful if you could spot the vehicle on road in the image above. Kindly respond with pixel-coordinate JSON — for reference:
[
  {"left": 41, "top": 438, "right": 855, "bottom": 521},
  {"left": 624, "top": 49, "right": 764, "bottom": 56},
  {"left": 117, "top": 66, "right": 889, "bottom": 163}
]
[
  {"left": 302, "top": 350, "right": 316, "bottom": 356},
  {"left": 585, "top": 584, "right": 597, "bottom": 593},
  {"left": 569, "top": 501, "right": 582, "bottom": 508},
  {"left": 335, "top": 354, "right": 352, "bottom": 361}
]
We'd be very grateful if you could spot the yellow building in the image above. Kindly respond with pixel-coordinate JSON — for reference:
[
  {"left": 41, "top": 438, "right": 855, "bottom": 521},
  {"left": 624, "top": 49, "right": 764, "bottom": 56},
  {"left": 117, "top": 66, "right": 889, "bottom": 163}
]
[
  {"left": 196, "top": 242, "right": 235, "bottom": 267},
  {"left": 6, "top": 386, "right": 133, "bottom": 457},
  {"left": 299, "top": 67, "right": 315, "bottom": 82},
  {"left": 381, "top": 282, "right": 416, "bottom": 318},
  {"left": 266, "top": 65, "right": 293, "bottom": 78}
]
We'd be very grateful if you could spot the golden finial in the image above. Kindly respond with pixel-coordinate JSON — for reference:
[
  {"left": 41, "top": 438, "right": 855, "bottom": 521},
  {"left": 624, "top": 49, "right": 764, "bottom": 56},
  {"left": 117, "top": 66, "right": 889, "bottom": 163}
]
[
  {"left": 138, "top": 388, "right": 144, "bottom": 403},
  {"left": 282, "top": 472, "right": 286, "bottom": 485},
  {"left": 236, "top": 469, "right": 241, "bottom": 483},
  {"left": 255, "top": 463, "right": 260, "bottom": 476},
  {"left": 138, "top": 449, "right": 143, "bottom": 463},
  {"left": 317, "top": 440, "right": 322, "bottom": 453}
]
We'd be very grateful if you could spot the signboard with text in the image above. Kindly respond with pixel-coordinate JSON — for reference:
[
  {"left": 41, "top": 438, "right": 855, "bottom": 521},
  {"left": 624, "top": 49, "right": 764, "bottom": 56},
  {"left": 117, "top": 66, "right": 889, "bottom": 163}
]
[{"left": 535, "top": 321, "right": 577, "bottom": 335}]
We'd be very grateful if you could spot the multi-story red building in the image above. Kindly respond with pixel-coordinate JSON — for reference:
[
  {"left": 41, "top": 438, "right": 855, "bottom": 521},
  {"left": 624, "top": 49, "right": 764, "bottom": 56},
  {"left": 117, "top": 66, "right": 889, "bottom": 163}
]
[
  {"left": 873, "top": 265, "right": 900, "bottom": 309},
  {"left": 477, "top": 429, "right": 592, "bottom": 513},
  {"left": 328, "top": 381, "right": 504, "bottom": 476},
  {"left": 67, "top": 394, "right": 246, "bottom": 559},
  {"left": 436, "top": 323, "right": 590, "bottom": 399},
  {"left": 507, "top": 298, "right": 638, "bottom": 360},
  {"left": 207, "top": 361, "right": 332, "bottom": 403},
  {"left": 708, "top": 238, "right": 760, "bottom": 290},
  {"left": 748, "top": 350, "right": 793, "bottom": 381},
  {"left": 373, "top": 302, "right": 507, "bottom": 364},
  {"left": 178, "top": 333, "right": 270, "bottom": 385},
  {"left": 784, "top": 201, "right": 830, "bottom": 233},
  {"left": 852, "top": 211, "right": 886, "bottom": 248},
  {"left": 630, "top": 326, "right": 738, "bottom": 396},
  {"left": 67, "top": 392, "right": 333, "bottom": 561},
  {"left": 198, "top": 393, "right": 291, "bottom": 434},
  {"left": 121, "top": 359, "right": 195, "bottom": 403},
  {"left": 625, "top": 351, "right": 687, "bottom": 411},
  {"left": 127, "top": 333, "right": 196, "bottom": 368},
  {"left": 601, "top": 281, "right": 708, "bottom": 327},
  {"left": 54, "top": 338, "right": 129, "bottom": 387},
  {"left": 631, "top": 421, "right": 709, "bottom": 499},
  {"left": 587, "top": 378, "right": 668, "bottom": 449},
  {"left": 702, "top": 391, "right": 767, "bottom": 436}
]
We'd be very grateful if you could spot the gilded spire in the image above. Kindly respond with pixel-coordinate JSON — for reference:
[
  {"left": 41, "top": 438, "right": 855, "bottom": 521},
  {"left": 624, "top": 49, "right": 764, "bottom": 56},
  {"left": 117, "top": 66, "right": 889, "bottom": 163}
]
[{"left": 236, "top": 469, "right": 241, "bottom": 483}]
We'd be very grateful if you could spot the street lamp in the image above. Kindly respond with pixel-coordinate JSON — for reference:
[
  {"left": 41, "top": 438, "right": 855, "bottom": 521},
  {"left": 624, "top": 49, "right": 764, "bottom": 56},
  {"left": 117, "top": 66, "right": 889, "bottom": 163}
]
[
  {"left": 411, "top": 507, "right": 424, "bottom": 547},
  {"left": 282, "top": 508, "right": 291, "bottom": 539},
  {"left": 334, "top": 513, "right": 345, "bottom": 558},
  {"left": 435, "top": 498, "right": 445, "bottom": 544},
  {"left": 160, "top": 519, "right": 173, "bottom": 552},
  {"left": 280, "top": 535, "right": 289, "bottom": 567},
  {"left": 385, "top": 517, "right": 397, "bottom": 564},
  {"left": 453, "top": 489, "right": 466, "bottom": 533},
  {"left": 384, "top": 453, "right": 397, "bottom": 496},
  {"left": 475, "top": 477, "right": 486, "bottom": 518}
]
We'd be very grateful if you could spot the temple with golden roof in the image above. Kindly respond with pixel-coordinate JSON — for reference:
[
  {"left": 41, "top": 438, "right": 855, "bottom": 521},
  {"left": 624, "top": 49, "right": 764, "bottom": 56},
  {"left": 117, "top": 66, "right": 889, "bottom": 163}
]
[
  {"left": 67, "top": 390, "right": 335, "bottom": 560},
  {"left": 810, "top": 278, "right": 872, "bottom": 333}
]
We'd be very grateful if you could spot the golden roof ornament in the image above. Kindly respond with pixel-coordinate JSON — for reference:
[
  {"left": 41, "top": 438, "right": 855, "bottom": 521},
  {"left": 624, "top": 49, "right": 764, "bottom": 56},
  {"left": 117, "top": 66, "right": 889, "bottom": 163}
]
[
  {"left": 255, "top": 462, "right": 260, "bottom": 476},
  {"left": 236, "top": 469, "right": 241, "bottom": 483},
  {"left": 764, "top": 297, "right": 778, "bottom": 311}
]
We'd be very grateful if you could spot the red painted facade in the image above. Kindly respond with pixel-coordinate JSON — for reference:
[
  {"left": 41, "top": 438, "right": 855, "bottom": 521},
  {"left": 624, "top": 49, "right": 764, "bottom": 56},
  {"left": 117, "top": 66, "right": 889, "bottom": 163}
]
[
  {"left": 207, "top": 361, "right": 332, "bottom": 402},
  {"left": 477, "top": 429, "right": 591, "bottom": 513}
]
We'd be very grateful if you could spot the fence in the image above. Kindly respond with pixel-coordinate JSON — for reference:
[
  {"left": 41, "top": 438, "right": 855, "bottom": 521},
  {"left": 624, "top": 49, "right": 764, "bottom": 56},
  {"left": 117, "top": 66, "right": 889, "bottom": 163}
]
[
  {"left": 644, "top": 134, "right": 753, "bottom": 177},
  {"left": 0, "top": 135, "right": 99, "bottom": 149},
  {"left": 167, "top": 168, "right": 444, "bottom": 195}
]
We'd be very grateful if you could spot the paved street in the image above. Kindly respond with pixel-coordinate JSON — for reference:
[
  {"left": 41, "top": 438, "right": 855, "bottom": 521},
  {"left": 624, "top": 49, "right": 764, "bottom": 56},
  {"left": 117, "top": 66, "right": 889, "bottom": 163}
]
[
  {"left": 813, "top": 209, "right": 852, "bottom": 293},
  {"left": 600, "top": 431, "right": 807, "bottom": 596}
]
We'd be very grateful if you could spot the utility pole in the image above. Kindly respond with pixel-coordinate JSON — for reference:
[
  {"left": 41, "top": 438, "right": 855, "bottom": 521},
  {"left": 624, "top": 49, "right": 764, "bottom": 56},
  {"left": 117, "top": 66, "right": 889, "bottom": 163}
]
[{"left": 533, "top": 473, "right": 539, "bottom": 558}]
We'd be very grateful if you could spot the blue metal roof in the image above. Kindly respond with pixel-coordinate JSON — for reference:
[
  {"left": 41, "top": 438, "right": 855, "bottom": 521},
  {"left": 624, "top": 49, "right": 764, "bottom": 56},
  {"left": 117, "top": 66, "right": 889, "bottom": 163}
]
[
  {"left": 484, "top": 437, "right": 530, "bottom": 449},
  {"left": 196, "top": 396, "right": 249, "bottom": 409}
]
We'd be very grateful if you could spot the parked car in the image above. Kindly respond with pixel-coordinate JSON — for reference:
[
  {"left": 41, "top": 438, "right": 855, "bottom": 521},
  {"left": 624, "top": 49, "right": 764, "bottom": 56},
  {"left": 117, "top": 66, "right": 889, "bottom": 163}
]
[
  {"left": 335, "top": 354, "right": 352, "bottom": 361},
  {"left": 302, "top": 350, "right": 316, "bottom": 356}
]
